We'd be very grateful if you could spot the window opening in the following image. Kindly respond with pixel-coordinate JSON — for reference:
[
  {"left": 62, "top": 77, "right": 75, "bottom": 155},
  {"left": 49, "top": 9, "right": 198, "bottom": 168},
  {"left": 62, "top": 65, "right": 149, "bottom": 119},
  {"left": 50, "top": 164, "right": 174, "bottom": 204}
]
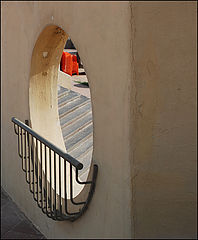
[{"left": 57, "top": 37, "right": 93, "bottom": 184}]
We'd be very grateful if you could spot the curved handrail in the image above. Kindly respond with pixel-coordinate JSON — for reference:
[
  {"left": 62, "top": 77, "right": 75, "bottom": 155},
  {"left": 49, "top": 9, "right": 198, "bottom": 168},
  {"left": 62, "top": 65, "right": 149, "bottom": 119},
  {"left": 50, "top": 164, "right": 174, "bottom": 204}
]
[{"left": 11, "top": 117, "right": 98, "bottom": 221}]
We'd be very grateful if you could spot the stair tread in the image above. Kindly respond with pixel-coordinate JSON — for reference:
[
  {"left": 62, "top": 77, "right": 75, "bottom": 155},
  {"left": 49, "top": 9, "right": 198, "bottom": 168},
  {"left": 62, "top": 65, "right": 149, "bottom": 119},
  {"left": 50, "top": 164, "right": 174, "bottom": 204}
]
[
  {"left": 58, "top": 86, "right": 93, "bottom": 170},
  {"left": 62, "top": 112, "right": 93, "bottom": 139},
  {"left": 58, "top": 91, "right": 80, "bottom": 107},
  {"left": 65, "top": 123, "right": 93, "bottom": 151},
  {"left": 58, "top": 86, "right": 69, "bottom": 97},
  {"left": 60, "top": 101, "right": 92, "bottom": 126},
  {"left": 67, "top": 136, "right": 93, "bottom": 160},
  {"left": 78, "top": 147, "right": 93, "bottom": 167},
  {"left": 59, "top": 95, "right": 89, "bottom": 117}
]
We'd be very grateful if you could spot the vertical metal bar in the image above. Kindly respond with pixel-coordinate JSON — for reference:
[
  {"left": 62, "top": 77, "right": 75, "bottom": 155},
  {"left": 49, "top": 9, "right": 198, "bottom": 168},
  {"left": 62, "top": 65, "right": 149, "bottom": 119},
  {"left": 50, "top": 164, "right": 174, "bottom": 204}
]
[
  {"left": 17, "top": 126, "right": 22, "bottom": 158},
  {"left": 36, "top": 139, "right": 39, "bottom": 203},
  {"left": 28, "top": 133, "right": 33, "bottom": 193},
  {"left": 21, "top": 128, "right": 25, "bottom": 171},
  {"left": 24, "top": 130, "right": 28, "bottom": 182},
  {"left": 14, "top": 123, "right": 18, "bottom": 134},
  {"left": 70, "top": 163, "right": 73, "bottom": 202},
  {"left": 49, "top": 149, "right": 52, "bottom": 217},
  {"left": 67, "top": 163, "right": 81, "bottom": 214},
  {"left": 59, "top": 156, "right": 62, "bottom": 217},
  {"left": 27, "top": 131, "right": 31, "bottom": 184},
  {"left": 32, "top": 135, "right": 36, "bottom": 200},
  {"left": 27, "top": 131, "right": 29, "bottom": 179},
  {"left": 40, "top": 141, "right": 43, "bottom": 209},
  {"left": 64, "top": 159, "right": 67, "bottom": 215},
  {"left": 63, "top": 162, "right": 77, "bottom": 216},
  {"left": 54, "top": 152, "right": 57, "bottom": 219},
  {"left": 45, "top": 145, "right": 47, "bottom": 214},
  {"left": 70, "top": 164, "right": 85, "bottom": 206}
]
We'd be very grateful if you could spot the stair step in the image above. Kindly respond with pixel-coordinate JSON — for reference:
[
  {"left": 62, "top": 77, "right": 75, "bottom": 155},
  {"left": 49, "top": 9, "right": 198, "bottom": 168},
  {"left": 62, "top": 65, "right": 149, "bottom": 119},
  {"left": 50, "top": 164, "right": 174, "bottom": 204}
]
[
  {"left": 58, "top": 86, "right": 69, "bottom": 98},
  {"left": 65, "top": 123, "right": 93, "bottom": 151},
  {"left": 58, "top": 91, "right": 80, "bottom": 108},
  {"left": 57, "top": 86, "right": 93, "bottom": 173},
  {"left": 62, "top": 111, "right": 93, "bottom": 139},
  {"left": 78, "top": 146, "right": 93, "bottom": 168},
  {"left": 60, "top": 102, "right": 92, "bottom": 128},
  {"left": 59, "top": 95, "right": 89, "bottom": 118},
  {"left": 68, "top": 135, "right": 93, "bottom": 160}
]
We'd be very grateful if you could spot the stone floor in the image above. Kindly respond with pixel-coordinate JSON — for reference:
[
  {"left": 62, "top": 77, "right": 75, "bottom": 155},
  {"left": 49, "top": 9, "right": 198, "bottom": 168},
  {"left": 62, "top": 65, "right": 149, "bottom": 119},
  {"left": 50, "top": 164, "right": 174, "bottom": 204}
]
[
  {"left": 70, "top": 78, "right": 90, "bottom": 99},
  {"left": 1, "top": 187, "right": 45, "bottom": 239},
  {"left": 58, "top": 67, "right": 91, "bottom": 99}
]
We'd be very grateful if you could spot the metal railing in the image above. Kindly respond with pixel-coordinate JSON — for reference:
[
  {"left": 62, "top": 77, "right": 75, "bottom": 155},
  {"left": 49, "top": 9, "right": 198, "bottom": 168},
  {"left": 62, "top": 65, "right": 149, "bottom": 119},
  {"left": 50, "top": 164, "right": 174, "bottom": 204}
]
[{"left": 11, "top": 117, "right": 98, "bottom": 221}]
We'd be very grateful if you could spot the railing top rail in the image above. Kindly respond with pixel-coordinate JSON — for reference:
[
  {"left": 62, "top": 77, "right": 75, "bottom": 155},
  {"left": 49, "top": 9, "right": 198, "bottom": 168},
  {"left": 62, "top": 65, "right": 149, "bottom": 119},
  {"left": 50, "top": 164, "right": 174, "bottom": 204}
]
[{"left": 12, "top": 117, "right": 83, "bottom": 170}]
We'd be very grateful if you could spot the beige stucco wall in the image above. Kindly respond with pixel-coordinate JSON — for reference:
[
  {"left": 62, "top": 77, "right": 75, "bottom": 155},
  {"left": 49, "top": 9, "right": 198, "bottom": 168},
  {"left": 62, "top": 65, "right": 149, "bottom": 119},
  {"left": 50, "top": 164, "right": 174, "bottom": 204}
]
[
  {"left": 1, "top": 1, "right": 132, "bottom": 239},
  {"left": 1, "top": 1, "right": 197, "bottom": 239},
  {"left": 130, "top": 1, "right": 197, "bottom": 239}
]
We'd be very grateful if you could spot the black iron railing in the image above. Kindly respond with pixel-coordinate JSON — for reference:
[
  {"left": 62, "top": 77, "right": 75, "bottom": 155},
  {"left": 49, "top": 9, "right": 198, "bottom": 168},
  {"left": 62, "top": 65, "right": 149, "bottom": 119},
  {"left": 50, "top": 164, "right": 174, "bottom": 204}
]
[{"left": 11, "top": 117, "right": 98, "bottom": 221}]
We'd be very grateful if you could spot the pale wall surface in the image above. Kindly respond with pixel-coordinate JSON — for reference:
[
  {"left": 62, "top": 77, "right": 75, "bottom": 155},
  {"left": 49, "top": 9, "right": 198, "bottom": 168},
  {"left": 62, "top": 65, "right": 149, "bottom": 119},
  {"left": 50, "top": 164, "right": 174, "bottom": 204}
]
[
  {"left": 130, "top": 2, "right": 197, "bottom": 238},
  {"left": 1, "top": 1, "right": 197, "bottom": 239},
  {"left": 1, "top": 1, "right": 132, "bottom": 239}
]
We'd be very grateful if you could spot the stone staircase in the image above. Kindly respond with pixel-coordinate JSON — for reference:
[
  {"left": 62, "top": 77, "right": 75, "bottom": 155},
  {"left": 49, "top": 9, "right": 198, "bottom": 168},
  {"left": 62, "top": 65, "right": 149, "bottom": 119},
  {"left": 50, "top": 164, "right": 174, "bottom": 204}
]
[{"left": 58, "top": 86, "right": 93, "bottom": 178}]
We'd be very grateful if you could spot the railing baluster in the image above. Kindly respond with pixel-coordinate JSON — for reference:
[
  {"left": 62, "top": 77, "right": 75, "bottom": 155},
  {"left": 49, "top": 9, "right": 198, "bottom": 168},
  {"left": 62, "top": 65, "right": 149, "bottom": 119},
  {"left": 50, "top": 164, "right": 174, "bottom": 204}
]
[
  {"left": 32, "top": 136, "right": 36, "bottom": 200},
  {"left": 46, "top": 147, "right": 51, "bottom": 218},
  {"left": 64, "top": 160, "right": 71, "bottom": 216},
  {"left": 64, "top": 159, "right": 67, "bottom": 216},
  {"left": 14, "top": 123, "right": 18, "bottom": 135},
  {"left": 62, "top": 163, "right": 81, "bottom": 216},
  {"left": 12, "top": 117, "right": 98, "bottom": 222},
  {"left": 37, "top": 140, "right": 42, "bottom": 208},
  {"left": 49, "top": 149, "right": 52, "bottom": 217},
  {"left": 28, "top": 133, "right": 33, "bottom": 193},
  {"left": 64, "top": 160, "right": 70, "bottom": 216},
  {"left": 70, "top": 163, "right": 86, "bottom": 205},
  {"left": 59, "top": 156, "right": 62, "bottom": 218},
  {"left": 17, "top": 125, "right": 22, "bottom": 158},
  {"left": 24, "top": 130, "right": 29, "bottom": 183},
  {"left": 36, "top": 139, "right": 39, "bottom": 203},
  {"left": 40, "top": 141, "right": 43, "bottom": 210},
  {"left": 21, "top": 128, "right": 25, "bottom": 171},
  {"left": 54, "top": 152, "right": 57, "bottom": 219},
  {"left": 70, "top": 163, "right": 73, "bottom": 204},
  {"left": 24, "top": 121, "right": 32, "bottom": 192},
  {"left": 44, "top": 145, "right": 47, "bottom": 214}
]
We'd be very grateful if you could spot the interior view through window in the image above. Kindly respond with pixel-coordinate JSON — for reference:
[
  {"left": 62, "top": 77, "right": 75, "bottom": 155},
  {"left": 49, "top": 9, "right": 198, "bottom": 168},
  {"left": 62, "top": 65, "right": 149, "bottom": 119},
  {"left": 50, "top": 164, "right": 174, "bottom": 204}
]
[{"left": 57, "top": 38, "right": 93, "bottom": 182}]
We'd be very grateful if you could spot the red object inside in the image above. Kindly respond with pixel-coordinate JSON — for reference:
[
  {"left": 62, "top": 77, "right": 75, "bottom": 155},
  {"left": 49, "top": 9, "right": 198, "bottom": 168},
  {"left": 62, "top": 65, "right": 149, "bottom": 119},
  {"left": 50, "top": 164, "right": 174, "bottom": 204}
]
[{"left": 61, "top": 52, "right": 79, "bottom": 76}]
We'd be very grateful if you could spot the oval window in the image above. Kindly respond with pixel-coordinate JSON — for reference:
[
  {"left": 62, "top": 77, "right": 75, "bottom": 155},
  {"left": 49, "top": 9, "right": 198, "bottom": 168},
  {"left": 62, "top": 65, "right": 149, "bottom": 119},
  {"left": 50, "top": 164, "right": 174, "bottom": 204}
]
[
  {"left": 29, "top": 25, "right": 93, "bottom": 201},
  {"left": 57, "top": 38, "right": 93, "bottom": 185}
]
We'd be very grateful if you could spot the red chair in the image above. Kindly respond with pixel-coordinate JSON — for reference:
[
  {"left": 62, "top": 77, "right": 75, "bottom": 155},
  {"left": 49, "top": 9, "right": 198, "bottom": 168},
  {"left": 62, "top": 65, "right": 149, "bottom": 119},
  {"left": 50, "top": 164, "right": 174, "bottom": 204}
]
[
  {"left": 72, "top": 55, "right": 79, "bottom": 75},
  {"left": 61, "top": 52, "right": 79, "bottom": 76}
]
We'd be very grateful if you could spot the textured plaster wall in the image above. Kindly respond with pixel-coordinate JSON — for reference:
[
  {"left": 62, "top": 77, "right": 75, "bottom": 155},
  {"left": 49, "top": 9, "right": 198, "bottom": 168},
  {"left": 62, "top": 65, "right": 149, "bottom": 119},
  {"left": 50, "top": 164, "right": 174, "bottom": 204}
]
[
  {"left": 1, "top": 1, "right": 132, "bottom": 238},
  {"left": 1, "top": 1, "right": 197, "bottom": 239},
  {"left": 130, "top": 2, "right": 197, "bottom": 238}
]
